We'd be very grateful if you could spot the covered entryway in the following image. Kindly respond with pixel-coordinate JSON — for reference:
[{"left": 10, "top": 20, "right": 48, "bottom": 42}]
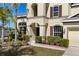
[
  {"left": 68, "top": 27, "right": 79, "bottom": 46},
  {"left": 30, "top": 23, "right": 40, "bottom": 36}
]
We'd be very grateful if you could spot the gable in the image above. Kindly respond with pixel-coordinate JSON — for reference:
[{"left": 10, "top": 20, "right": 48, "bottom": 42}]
[
  {"left": 71, "top": 13, "right": 79, "bottom": 18},
  {"left": 68, "top": 13, "right": 79, "bottom": 18}
]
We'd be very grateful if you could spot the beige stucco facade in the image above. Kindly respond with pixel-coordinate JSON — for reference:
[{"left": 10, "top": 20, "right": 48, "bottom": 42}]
[{"left": 17, "top": 3, "right": 79, "bottom": 45}]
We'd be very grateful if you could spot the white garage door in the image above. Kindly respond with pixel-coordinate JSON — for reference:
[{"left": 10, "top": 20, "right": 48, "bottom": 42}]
[{"left": 69, "top": 31, "right": 79, "bottom": 46}]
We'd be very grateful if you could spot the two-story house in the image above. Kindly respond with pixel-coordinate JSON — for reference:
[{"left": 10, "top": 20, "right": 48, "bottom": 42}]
[{"left": 17, "top": 3, "right": 79, "bottom": 46}]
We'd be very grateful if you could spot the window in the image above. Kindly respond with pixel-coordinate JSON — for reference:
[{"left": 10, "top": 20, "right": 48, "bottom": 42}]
[
  {"left": 18, "top": 22, "right": 26, "bottom": 35},
  {"left": 50, "top": 5, "right": 62, "bottom": 17},
  {"left": 32, "top": 3, "right": 38, "bottom": 16},
  {"left": 54, "top": 6, "right": 59, "bottom": 16},
  {"left": 54, "top": 26, "right": 63, "bottom": 38}
]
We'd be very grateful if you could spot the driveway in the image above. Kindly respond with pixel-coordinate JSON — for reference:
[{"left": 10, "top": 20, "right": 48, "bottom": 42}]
[{"left": 63, "top": 46, "right": 79, "bottom": 56}]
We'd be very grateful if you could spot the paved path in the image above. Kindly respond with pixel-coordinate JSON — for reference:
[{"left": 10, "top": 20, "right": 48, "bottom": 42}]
[
  {"left": 64, "top": 46, "right": 79, "bottom": 56},
  {"left": 30, "top": 43, "right": 66, "bottom": 51}
]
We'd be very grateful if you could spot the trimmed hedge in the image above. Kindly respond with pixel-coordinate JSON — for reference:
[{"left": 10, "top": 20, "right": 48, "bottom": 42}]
[
  {"left": 35, "top": 36, "right": 69, "bottom": 48},
  {"left": 35, "top": 36, "right": 42, "bottom": 43},
  {"left": 47, "top": 36, "right": 55, "bottom": 45},
  {"left": 46, "top": 36, "right": 69, "bottom": 48},
  {"left": 59, "top": 39, "right": 69, "bottom": 48}
]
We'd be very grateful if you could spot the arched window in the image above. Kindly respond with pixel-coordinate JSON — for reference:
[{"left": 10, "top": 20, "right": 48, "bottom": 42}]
[
  {"left": 18, "top": 22, "right": 26, "bottom": 34},
  {"left": 31, "top": 3, "right": 38, "bottom": 16},
  {"left": 54, "top": 25, "right": 63, "bottom": 38}
]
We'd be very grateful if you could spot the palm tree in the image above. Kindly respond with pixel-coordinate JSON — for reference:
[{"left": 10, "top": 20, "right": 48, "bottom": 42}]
[
  {"left": 0, "top": 7, "right": 5, "bottom": 44},
  {"left": 11, "top": 3, "right": 19, "bottom": 44},
  {"left": 0, "top": 4, "right": 12, "bottom": 44}
]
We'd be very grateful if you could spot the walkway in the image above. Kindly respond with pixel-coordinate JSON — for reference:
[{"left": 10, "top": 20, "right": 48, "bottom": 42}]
[
  {"left": 63, "top": 46, "right": 79, "bottom": 56},
  {"left": 30, "top": 43, "right": 66, "bottom": 51}
]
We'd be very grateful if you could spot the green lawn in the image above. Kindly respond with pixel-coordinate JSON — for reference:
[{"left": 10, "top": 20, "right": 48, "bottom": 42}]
[
  {"left": 30, "top": 46, "right": 64, "bottom": 56},
  {"left": 0, "top": 46, "right": 64, "bottom": 56}
]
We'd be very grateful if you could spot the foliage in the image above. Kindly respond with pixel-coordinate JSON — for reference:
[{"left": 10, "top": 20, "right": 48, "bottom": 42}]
[
  {"left": 35, "top": 36, "right": 42, "bottom": 43},
  {"left": 47, "top": 36, "right": 55, "bottom": 44},
  {"left": 18, "top": 34, "right": 31, "bottom": 41},
  {"left": 0, "top": 47, "right": 35, "bottom": 56},
  {"left": 46, "top": 36, "right": 69, "bottom": 48},
  {"left": 0, "top": 46, "right": 64, "bottom": 56},
  {"left": 5, "top": 27, "right": 14, "bottom": 30},
  {"left": 16, "top": 40, "right": 22, "bottom": 45},
  {"left": 9, "top": 32, "right": 15, "bottom": 41},
  {"left": 59, "top": 39, "right": 69, "bottom": 48}
]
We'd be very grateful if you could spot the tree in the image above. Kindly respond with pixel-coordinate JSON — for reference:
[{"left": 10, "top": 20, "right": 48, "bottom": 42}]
[
  {"left": 11, "top": 3, "right": 19, "bottom": 44},
  {"left": 0, "top": 4, "right": 12, "bottom": 44}
]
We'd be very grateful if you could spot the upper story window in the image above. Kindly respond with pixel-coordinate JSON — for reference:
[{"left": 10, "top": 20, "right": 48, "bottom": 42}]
[
  {"left": 50, "top": 5, "right": 62, "bottom": 18},
  {"left": 54, "top": 6, "right": 59, "bottom": 16},
  {"left": 31, "top": 3, "right": 38, "bottom": 17}
]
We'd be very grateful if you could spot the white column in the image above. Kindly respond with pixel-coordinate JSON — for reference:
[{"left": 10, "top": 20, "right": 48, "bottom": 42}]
[
  {"left": 63, "top": 26, "right": 68, "bottom": 39},
  {"left": 27, "top": 25, "right": 35, "bottom": 44},
  {"left": 40, "top": 25, "right": 45, "bottom": 36},
  {"left": 40, "top": 25, "right": 45, "bottom": 41}
]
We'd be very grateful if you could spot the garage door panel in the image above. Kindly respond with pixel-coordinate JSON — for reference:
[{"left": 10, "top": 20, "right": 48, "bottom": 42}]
[{"left": 69, "top": 31, "right": 79, "bottom": 46}]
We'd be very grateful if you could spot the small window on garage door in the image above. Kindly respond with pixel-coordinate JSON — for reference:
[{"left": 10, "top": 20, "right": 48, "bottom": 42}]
[{"left": 54, "top": 25, "right": 63, "bottom": 38}]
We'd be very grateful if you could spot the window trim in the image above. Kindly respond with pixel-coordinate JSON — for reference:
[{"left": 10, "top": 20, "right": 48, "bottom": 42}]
[{"left": 50, "top": 5, "right": 62, "bottom": 18}]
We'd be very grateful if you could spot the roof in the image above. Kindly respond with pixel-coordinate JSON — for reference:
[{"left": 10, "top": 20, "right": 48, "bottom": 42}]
[{"left": 63, "top": 13, "right": 79, "bottom": 23}]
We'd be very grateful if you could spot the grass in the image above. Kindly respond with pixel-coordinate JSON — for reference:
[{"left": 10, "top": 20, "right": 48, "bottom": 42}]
[
  {"left": 30, "top": 46, "right": 64, "bottom": 56},
  {"left": 0, "top": 46, "right": 64, "bottom": 56}
]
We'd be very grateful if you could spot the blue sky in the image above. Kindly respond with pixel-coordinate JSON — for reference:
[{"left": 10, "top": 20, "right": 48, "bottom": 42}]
[{"left": 0, "top": 3, "right": 26, "bottom": 28}]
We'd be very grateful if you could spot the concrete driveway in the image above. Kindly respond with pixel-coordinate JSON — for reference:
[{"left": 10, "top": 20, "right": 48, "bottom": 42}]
[{"left": 64, "top": 46, "right": 79, "bottom": 56}]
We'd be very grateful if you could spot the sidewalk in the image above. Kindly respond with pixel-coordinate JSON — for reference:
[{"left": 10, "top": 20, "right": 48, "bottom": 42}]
[
  {"left": 63, "top": 46, "right": 79, "bottom": 56},
  {"left": 30, "top": 43, "right": 67, "bottom": 51}
]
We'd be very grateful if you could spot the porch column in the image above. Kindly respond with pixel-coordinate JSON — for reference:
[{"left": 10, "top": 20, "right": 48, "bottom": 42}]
[
  {"left": 40, "top": 25, "right": 45, "bottom": 40},
  {"left": 63, "top": 26, "right": 68, "bottom": 39},
  {"left": 27, "top": 25, "right": 35, "bottom": 44}
]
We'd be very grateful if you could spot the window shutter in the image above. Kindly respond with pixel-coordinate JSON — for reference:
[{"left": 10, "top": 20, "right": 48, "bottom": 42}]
[
  {"left": 50, "top": 7, "right": 53, "bottom": 17},
  {"left": 50, "top": 26, "right": 53, "bottom": 35},
  {"left": 59, "top": 5, "right": 62, "bottom": 17}
]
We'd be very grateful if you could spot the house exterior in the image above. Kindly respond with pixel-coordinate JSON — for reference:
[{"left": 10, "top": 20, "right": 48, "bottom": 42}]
[{"left": 17, "top": 3, "right": 79, "bottom": 46}]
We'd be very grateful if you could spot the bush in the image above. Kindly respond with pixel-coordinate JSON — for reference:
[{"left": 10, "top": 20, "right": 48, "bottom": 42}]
[
  {"left": 47, "top": 36, "right": 55, "bottom": 45},
  {"left": 9, "top": 32, "right": 15, "bottom": 41},
  {"left": 59, "top": 39, "right": 69, "bottom": 48},
  {"left": 16, "top": 40, "right": 22, "bottom": 46},
  {"left": 26, "top": 35, "right": 32, "bottom": 40},
  {"left": 46, "top": 36, "right": 69, "bottom": 48},
  {"left": 18, "top": 34, "right": 31, "bottom": 41},
  {"left": 35, "top": 36, "right": 42, "bottom": 43},
  {"left": 53, "top": 36, "right": 62, "bottom": 45}
]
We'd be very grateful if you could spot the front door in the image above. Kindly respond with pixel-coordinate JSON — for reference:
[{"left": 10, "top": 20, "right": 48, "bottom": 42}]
[{"left": 36, "top": 27, "right": 39, "bottom": 36}]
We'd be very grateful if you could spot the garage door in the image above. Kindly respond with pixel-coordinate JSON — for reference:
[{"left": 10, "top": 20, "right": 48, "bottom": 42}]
[{"left": 69, "top": 30, "right": 79, "bottom": 46}]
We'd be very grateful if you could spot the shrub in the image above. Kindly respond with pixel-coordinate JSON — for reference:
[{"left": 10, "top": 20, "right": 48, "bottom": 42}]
[
  {"left": 26, "top": 35, "right": 32, "bottom": 40},
  {"left": 9, "top": 32, "right": 15, "bottom": 41},
  {"left": 16, "top": 40, "right": 22, "bottom": 46},
  {"left": 59, "top": 39, "right": 69, "bottom": 48},
  {"left": 18, "top": 34, "right": 31, "bottom": 41},
  {"left": 35, "top": 36, "right": 42, "bottom": 43},
  {"left": 47, "top": 36, "right": 55, "bottom": 45},
  {"left": 53, "top": 36, "right": 62, "bottom": 45}
]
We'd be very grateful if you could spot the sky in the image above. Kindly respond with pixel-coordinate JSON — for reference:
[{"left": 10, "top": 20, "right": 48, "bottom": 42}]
[{"left": 0, "top": 3, "right": 26, "bottom": 28}]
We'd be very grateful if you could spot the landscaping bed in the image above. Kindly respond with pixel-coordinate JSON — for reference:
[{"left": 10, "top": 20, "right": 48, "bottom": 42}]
[{"left": 35, "top": 36, "right": 69, "bottom": 48}]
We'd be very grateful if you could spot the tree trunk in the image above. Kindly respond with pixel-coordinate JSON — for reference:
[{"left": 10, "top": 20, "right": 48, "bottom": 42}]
[
  {"left": 1, "top": 20, "right": 4, "bottom": 44},
  {"left": 14, "top": 5, "right": 18, "bottom": 44}
]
